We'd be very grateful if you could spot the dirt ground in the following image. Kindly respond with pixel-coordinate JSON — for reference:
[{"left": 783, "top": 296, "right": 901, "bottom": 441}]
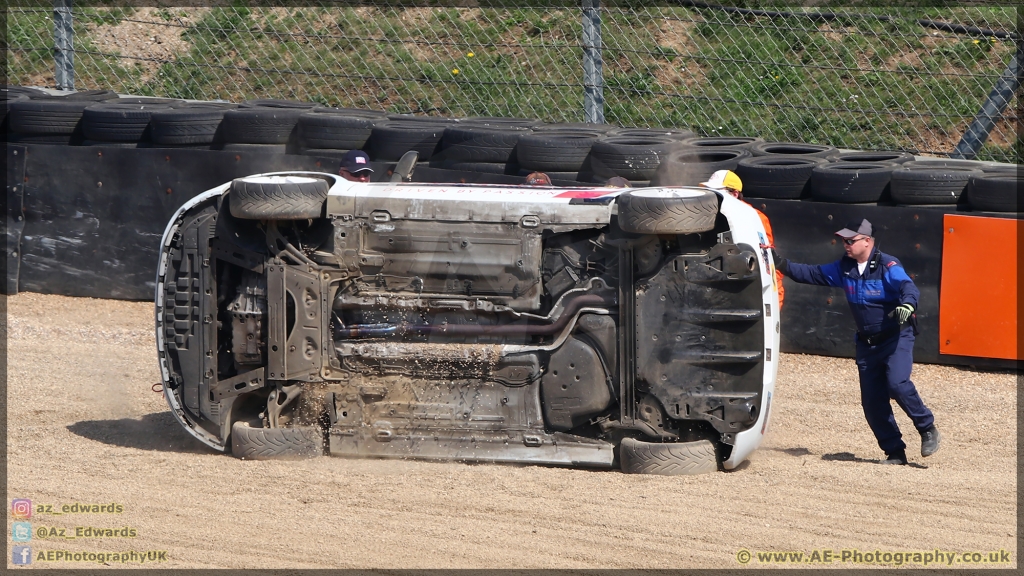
[{"left": 4, "top": 293, "right": 1017, "bottom": 569}]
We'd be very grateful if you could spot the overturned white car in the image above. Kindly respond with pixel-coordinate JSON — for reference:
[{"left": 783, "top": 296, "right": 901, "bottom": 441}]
[{"left": 156, "top": 172, "right": 779, "bottom": 474}]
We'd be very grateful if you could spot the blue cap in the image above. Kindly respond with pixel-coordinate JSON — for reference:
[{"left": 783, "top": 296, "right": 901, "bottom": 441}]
[{"left": 340, "top": 150, "right": 373, "bottom": 173}]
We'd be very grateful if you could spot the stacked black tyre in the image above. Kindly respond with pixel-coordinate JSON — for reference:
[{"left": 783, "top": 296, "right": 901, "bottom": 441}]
[
  {"left": 732, "top": 141, "right": 834, "bottom": 199},
  {"left": 515, "top": 129, "right": 604, "bottom": 181},
  {"left": 649, "top": 147, "right": 751, "bottom": 187},
  {"left": 6, "top": 98, "right": 96, "bottom": 145},
  {"left": 589, "top": 136, "right": 680, "bottom": 186},
  {"left": 735, "top": 156, "right": 825, "bottom": 199},
  {"left": 218, "top": 99, "right": 319, "bottom": 154},
  {"left": 297, "top": 107, "right": 386, "bottom": 159},
  {"left": 889, "top": 165, "right": 980, "bottom": 206},
  {"left": 678, "top": 136, "right": 763, "bottom": 150},
  {"left": 368, "top": 118, "right": 453, "bottom": 162},
  {"left": 149, "top": 102, "right": 238, "bottom": 149},
  {"left": 809, "top": 162, "right": 896, "bottom": 203},
  {"left": 967, "top": 170, "right": 1021, "bottom": 213},
  {"left": 432, "top": 122, "right": 533, "bottom": 174},
  {"left": 80, "top": 99, "right": 183, "bottom": 147}
]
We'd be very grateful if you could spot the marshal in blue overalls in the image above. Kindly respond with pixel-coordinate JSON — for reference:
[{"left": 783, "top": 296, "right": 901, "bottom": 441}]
[{"left": 773, "top": 218, "right": 941, "bottom": 465}]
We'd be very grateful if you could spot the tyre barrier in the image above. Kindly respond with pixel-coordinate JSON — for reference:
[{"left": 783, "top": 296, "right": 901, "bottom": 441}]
[
  {"left": 589, "top": 136, "right": 678, "bottom": 181},
  {"left": 810, "top": 162, "right": 895, "bottom": 203},
  {"left": 516, "top": 131, "right": 602, "bottom": 172},
  {"left": 749, "top": 141, "right": 837, "bottom": 158},
  {"left": 296, "top": 111, "right": 377, "bottom": 151},
  {"left": 608, "top": 127, "right": 695, "bottom": 140},
  {"left": 830, "top": 150, "right": 916, "bottom": 164},
  {"left": 82, "top": 102, "right": 179, "bottom": 144},
  {"left": 368, "top": 120, "right": 450, "bottom": 161},
  {"left": 220, "top": 106, "right": 307, "bottom": 148},
  {"left": 890, "top": 166, "right": 980, "bottom": 205},
  {"left": 649, "top": 147, "right": 751, "bottom": 186},
  {"left": 150, "top": 102, "right": 238, "bottom": 146},
  {"left": 967, "top": 173, "right": 1021, "bottom": 212},
  {"left": 533, "top": 122, "right": 618, "bottom": 133},
  {"left": 735, "top": 155, "right": 826, "bottom": 199},
  {"left": 4, "top": 93, "right": 1020, "bottom": 369},
  {"left": 1, "top": 85, "right": 1018, "bottom": 214},
  {"left": 679, "top": 135, "right": 764, "bottom": 149},
  {"left": 436, "top": 124, "right": 531, "bottom": 164}
]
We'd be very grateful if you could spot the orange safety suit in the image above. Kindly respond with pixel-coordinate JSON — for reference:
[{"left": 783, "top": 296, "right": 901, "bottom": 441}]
[{"left": 749, "top": 204, "right": 784, "bottom": 309}]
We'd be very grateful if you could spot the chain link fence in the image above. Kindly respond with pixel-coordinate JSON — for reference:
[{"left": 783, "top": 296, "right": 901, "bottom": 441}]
[{"left": 5, "top": 2, "right": 1019, "bottom": 163}]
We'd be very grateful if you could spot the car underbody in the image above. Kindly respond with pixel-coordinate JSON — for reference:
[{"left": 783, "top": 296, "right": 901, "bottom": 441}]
[{"left": 157, "top": 173, "right": 779, "bottom": 473}]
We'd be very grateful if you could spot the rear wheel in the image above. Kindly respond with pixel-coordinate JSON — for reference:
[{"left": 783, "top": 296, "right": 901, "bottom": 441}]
[
  {"left": 230, "top": 421, "right": 324, "bottom": 461},
  {"left": 619, "top": 437, "right": 718, "bottom": 475},
  {"left": 617, "top": 189, "right": 719, "bottom": 234}
]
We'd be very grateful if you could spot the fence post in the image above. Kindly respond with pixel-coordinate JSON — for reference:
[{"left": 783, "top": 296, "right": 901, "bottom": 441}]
[
  {"left": 582, "top": 0, "right": 605, "bottom": 124},
  {"left": 950, "top": 41, "right": 1021, "bottom": 160},
  {"left": 53, "top": 0, "right": 74, "bottom": 91}
]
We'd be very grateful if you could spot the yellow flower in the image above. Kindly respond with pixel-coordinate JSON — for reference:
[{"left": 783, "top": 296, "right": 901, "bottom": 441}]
[
  {"left": 452, "top": 68, "right": 459, "bottom": 74},
  {"left": 972, "top": 39, "right": 980, "bottom": 44},
  {"left": 467, "top": 52, "right": 475, "bottom": 57}
]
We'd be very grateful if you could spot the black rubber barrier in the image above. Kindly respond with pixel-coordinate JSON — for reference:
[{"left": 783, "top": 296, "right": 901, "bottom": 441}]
[
  {"left": 754, "top": 199, "right": 1007, "bottom": 368},
  {"left": 3, "top": 142, "right": 1018, "bottom": 368},
  {"left": 5, "top": 144, "right": 330, "bottom": 299}
]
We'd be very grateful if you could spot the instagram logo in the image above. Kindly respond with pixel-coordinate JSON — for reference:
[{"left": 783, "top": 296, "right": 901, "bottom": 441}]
[{"left": 12, "top": 498, "right": 32, "bottom": 519}]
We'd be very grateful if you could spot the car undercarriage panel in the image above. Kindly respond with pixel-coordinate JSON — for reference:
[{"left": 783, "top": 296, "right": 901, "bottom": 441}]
[{"left": 156, "top": 175, "right": 775, "bottom": 469}]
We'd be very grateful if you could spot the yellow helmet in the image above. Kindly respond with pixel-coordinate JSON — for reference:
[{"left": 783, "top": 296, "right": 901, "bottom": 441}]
[{"left": 701, "top": 169, "right": 743, "bottom": 193}]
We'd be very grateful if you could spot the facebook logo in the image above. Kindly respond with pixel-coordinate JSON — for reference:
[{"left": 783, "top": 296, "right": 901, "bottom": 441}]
[{"left": 12, "top": 545, "right": 32, "bottom": 565}]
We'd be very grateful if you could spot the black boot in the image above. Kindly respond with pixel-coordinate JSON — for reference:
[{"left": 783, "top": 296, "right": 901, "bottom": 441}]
[
  {"left": 880, "top": 450, "right": 908, "bottom": 465},
  {"left": 920, "top": 424, "right": 941, "bottom": 457}
]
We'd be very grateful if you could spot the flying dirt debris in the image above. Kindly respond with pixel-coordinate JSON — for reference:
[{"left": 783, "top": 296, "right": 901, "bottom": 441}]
[{"left": 156, "top": 172, "right": 780, "bottom": 474}]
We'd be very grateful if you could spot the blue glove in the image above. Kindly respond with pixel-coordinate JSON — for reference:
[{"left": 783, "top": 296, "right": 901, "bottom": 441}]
[{"left": 894, "top": 303, "right": 914, "bottom": 324}]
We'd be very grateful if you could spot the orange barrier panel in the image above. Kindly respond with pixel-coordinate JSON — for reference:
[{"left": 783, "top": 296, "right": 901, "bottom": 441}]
[{"left": 939, "top": 214, "right": 1020, "bottom": 360}]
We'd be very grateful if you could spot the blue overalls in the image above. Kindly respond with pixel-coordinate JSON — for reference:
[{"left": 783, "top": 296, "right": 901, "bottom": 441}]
[{"left": 786, "top": 248, "right": 934, "bottom": 455}]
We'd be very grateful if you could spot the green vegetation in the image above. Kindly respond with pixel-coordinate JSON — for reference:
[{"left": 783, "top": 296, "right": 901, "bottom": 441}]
[{"left": 5, "top": 4, "right": 1017, "bottom": 162}]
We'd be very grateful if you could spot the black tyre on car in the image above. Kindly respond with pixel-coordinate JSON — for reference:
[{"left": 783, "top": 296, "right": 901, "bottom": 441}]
[
  {"left": 616, "top": 188, "right": 719, "bottom": 234},
  {"left": 230, "top": 421, "right": 323, "bottom": 460},
  {"left": 229, "top": 175, "right": 330, "bottom": 220},
  {"left": 619, "top": 437, "right": 718, "bottom": 475}
]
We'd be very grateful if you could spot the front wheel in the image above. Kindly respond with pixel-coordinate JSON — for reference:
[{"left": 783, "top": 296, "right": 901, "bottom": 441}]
[
  {"left": 616, "top": 189, "right": 719, "bottom": 235},
  {"left": 619, "top": 437, "right": 718, "bottom": 475},
  {"left": 230, "top": 421, "right": 324, "bottom": 460}
]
